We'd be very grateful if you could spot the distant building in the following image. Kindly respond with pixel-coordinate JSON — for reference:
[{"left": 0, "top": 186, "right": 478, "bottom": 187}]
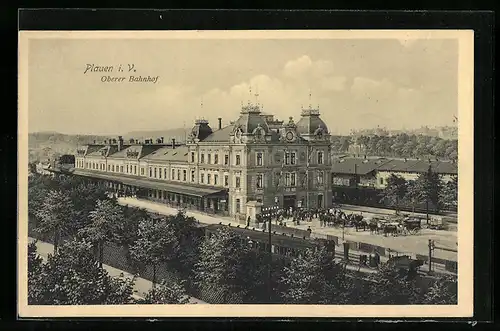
[{"left": 35, "top": 162, "right": 53, "bottom": 176}]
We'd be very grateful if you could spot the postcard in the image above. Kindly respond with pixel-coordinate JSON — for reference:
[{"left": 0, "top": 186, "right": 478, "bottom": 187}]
[{"left": 18, "top": 29, "right": 474, "bottom": 318}]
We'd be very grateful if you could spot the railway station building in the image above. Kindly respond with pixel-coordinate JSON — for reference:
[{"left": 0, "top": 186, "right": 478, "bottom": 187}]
[{"left": 73, "top": 101, "right": 333, "bottom": 221}]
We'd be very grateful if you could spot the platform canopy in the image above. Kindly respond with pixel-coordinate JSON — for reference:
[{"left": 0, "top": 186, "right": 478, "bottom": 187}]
[{"left": 73, "top": 169, "right": 227, "bottom": 198}]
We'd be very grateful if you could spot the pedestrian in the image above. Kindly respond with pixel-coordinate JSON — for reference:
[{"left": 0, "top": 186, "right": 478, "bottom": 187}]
[{"left": 247, "top": 216, "right": 251, "bottom": 227}]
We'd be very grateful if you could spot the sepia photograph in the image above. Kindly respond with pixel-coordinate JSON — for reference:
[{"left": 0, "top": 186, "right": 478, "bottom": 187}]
[{"left": 18, "top": 29, "right": 474, "bottom": 318}]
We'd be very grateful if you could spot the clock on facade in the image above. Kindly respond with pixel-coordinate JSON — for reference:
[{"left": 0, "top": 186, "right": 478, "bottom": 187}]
[{"left": 286, "top": 131, "right": 294, "bottom": 141}]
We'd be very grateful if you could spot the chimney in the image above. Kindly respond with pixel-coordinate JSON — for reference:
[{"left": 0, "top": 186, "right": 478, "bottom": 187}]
[
  {"left": 104, "top": 140, "right": 107, "bottom": 144},
  {"left": 160, "top": 136, "right": 164, "bottom": 144},
  {"left": 117, "top": 136, "right": 123, "bottom": 151},
  {"left": 218, "top": 117, "right": 222, "bottom": 130},
  {"left": 135, "top": 139, "right": 138, "bottom": 144},
  {"left": 93, "top": 140, "right": 96, "bottom": 144},
  {"left": 172, "top": 138, "right": 176, "bottom": 149},
  {"left": 404, "top": 158, "right": 407, "bottom": 162}
]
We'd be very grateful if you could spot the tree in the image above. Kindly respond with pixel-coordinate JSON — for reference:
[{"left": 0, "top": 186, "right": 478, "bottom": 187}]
[
  {"left": 137, "top": 279, "right": 190, "bottom": 304},
  {"left": 164, "top": 211, "right": 202, "bottom": 276},
  {"left": 279, "top": 245, "right": 343, "bottom": 304},
  {"left": 415, "top": 165, "right": 442, "bottom": 216},
  {"left": 34, "top": 190, "right": 75, "bottom": 253},
  {"left": 31, "top": 239, "right": 135, "bottom": 305},
  {"left": 422, "top": 274, "right": 457, "bottom": 304},
  {"left": 69, "top": 181, "right": 110, "bottom": 232},
  {"left": 78, "top": 199, "right": 124, "bottom": 268},
  {"left": 405, "top": 180, "right": 421, "bottom": 213},
  {"left": 129, "top": 216, "right": 179, "bottom": 300},
  {"left": 27, "top": 241, "right": 45, "bottom": 304},
  {"left": 380, "top": 174, "right": 407, "bottom": 212},
  {"left": 364, "top": 263, "right": 423, "bottom": 304},
  {"left": 439, "top": 176, "right": 458, "bottom": 211},
  {"left": 195, "top": 227, "right": 264, "bottom": 303},
  {"left": 115, "top": 206, "right": 146, "bottom": 266}
]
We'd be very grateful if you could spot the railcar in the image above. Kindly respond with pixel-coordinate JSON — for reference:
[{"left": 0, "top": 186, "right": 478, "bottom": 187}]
[{"left": 202, "top": 223, "right": 334, "bottom": 259}]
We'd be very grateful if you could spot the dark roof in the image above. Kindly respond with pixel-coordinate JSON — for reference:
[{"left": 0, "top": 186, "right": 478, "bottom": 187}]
[
  {"left": 331, "top": 157, "right": 458, "bottom": 175},
  {"left": 141, "top": 145, "right": 189, "bottom": 162},
  {"left": 331, "top": 158, "right": 390, "bottom": 175},
  {"left": 107, "top": 144, "right": 164, "bottom": 159},
  {"left": 87, "top": 145, "right": 112, "bottom": 157},
  {"left": 296, "top": 109, "right": 329, "bottom": 135},
  {"left": 232, "top": 112, "right": 270, "bottom": 134},
  {"left": 377, "top": 159, "right": 457, "bottom": 174},
  {"left": 202, "top": 125, "right": 234, "bottom": 142},
  {"left": 73, "top": 169, "right": 227, "bottom": 197}
]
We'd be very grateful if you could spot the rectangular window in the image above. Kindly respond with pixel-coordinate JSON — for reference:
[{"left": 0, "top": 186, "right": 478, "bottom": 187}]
[
  {"left": 256, "top": 152, "right": 263, "bottom": 166},
  {"left": 285, "top": 152, "right": 290, "bottom": 165},
  {"left": 207, "top": 154, "right": 211, "bottom": 164},
  {"left": 126, "top": 165, "right": 129, "bottom": 173},
  {"left": 214, "top": 174, "right": 218, "bottom": 185},
  {"left": 235, "top": 177, "right": 241, "bottom": 188},
  {"left": 291, "top": 172, "right": 296, "bottom": 186},
  {"left": 380, "top": 177, "right": 384, "bottom": 185},
  {"left": 159, "top": 168, "right": 162, "bottom": 179},
  {"left": 112, "top": 165, "right": 115, "bottom": 172},
  {"left": 224, "top": 154, "right": 229, "bottom": 165},
  {"left": 201, "top": 154, "right": 205, "bottom": 163},
  {"left": 317, "top": 151, "right": 324, "bottom": 165},
  {"left": 256, "top": 174, "right": 263, "bottom": 188},
  {"left": 214, "top": 154, "right": 219, "bottom": 164},
  {"left": 291, "top": 152, "right": 296, "bottom": 165},
  {"left": 177, "top": 170, "right": 180, "bottom": 180},
  {"left": 164, "top": 168, "right": 167, "bottom": 179},
  {"left": 224, "top": 175, "right": 229, "bottom": 186},
  {"left": 207, "top": 174, "right": 211, "bottom": 185},
  {"left": 120, "top": 166, "right": 123, "bottom": 173},
  {"left": 183, "top": 170, "right": 187, "bottom": 181},
  {"left": 154, "top": 168, "right": 157, "bottom": 178},
  {"left": 285, "top": 173, "right": 291, "bottom": 186},
  {"left": 191, "top": 152, "right": 195, "bottom": 163},
  {"left": 191, "top": 170, "right": 195, "bottom": 182},
  {"left": 172, "top": 169, "right": 175, "bottom": 179},
  {"left": 317, "top": 171, "right": 324, "bottom": 185},
  {"left": 134, "top": 165, "right": 137, "bottom": 175},
  {"left": 236, "top": 154, "right": 241, "bottom": 165},
  {"left": 236, "top": 199, "right": 241, "bottom": 213},
  {"left": 201, "top": 174, "right": 205, "bottom": 184},
  {"left": 149, "top": 168, "right": 152, "bottom": 177},
  {"left": 141, "top": 168, "right": 144, "bottom": 175}
]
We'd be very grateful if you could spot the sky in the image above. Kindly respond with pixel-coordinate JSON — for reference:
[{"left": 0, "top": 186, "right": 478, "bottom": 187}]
[{"left": 27, "top": 36, "right": 458, "bottom": 136}]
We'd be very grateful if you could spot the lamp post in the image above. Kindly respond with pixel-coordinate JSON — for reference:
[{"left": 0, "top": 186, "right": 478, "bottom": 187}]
[{"left": 428, "top": 239, "right": 435, "bottom": 274}]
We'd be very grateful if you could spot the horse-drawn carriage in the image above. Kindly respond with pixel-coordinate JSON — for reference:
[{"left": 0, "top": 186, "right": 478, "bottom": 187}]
[
  {"left": 366, "top": 215, "right": 422, "bottom": 237},
  {"left": 402, "top": 217, "right": 422, "bottom": 235}
]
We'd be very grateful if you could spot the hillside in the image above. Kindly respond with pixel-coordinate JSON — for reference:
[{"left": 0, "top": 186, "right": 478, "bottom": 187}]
[
  {"left": 28, "top": 132, "right": 111, "bottom": 163},
  {"left": 123, "top": 128, "right": 191, "bottom": 144},
  {"left": 27, "top": 128, "right": 190, "bottom": 163}
]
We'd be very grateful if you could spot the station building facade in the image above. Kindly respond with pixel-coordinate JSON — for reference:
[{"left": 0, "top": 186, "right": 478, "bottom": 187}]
[{"left": 73, "top": 102, "right": 333, "bottom": 221}]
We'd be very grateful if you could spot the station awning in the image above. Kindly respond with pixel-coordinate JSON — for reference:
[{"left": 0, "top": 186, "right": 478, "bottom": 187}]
[{"left": 72, "top": 169, "right": 228, "bottom": 198}]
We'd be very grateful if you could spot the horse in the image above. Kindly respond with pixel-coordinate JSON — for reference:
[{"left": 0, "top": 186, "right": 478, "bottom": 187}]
[
  {"left": 383, "top": 224, "right": 398, "bottom": 237},
  {"left": 368, "top": 222, "right": 379, "bottom": 234}
]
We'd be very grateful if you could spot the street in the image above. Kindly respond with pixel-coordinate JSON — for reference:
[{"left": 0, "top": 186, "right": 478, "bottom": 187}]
[{"left": 117, "top": 197, "right": 458, "bottom": 264}]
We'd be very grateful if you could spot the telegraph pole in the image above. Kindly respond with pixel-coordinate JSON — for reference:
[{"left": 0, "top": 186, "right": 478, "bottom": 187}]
[{"left": 428, "top": 239, "right": 434, "bottom": 274}]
